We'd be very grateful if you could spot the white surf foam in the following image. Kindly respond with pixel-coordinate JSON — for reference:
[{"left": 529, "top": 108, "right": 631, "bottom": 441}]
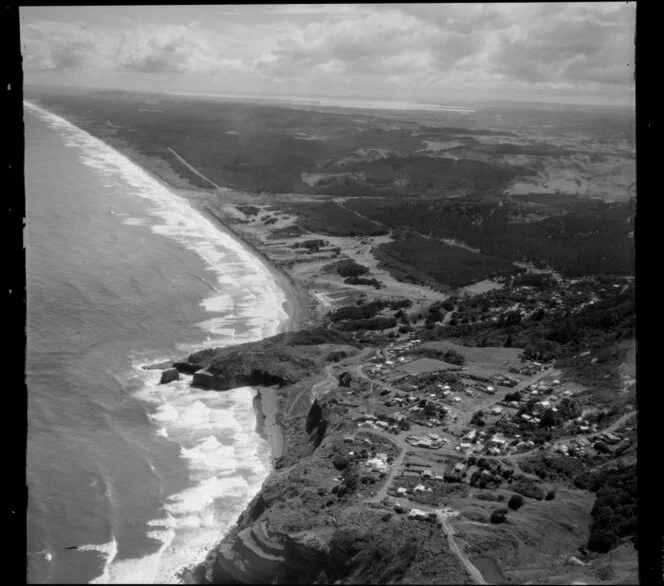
[
  {"left": 25, "top": 101, "right": 288, "bottom": 584},
  {"left": 25, "top": 101, "right": 289, "bottom": 351}
]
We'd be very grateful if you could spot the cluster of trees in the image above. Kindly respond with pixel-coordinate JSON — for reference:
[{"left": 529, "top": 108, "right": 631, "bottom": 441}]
[
  {"left": 512, "top": 273, "right": 558, "bottom": 289},
  {"left": 236, "top": 205, "right": 261, "bottom": 216},
  {"left": 468, "top": 458, "right": 514, "bottom": 490},
  {"left": 325, "top": 259, "right": 371, "bottom": 278},
  {"left": 587, "top": 464, "right": 637, "bottom": 553},
  {"left": 443, "top": 349, "right": 466, "bottom": 366},
  {"left": 347, "top": 196, "right": 634, "bottom": 277},
  {"left": 376, "top": 233, "right": 517, "bottom": 289},
  {"left": 471, "top": 410, "right": 486, "bottom": 427},
  {"left": 291, "top": 238, "right": 328, "bottom": 252},
  {"left": 335, "top": 317, "right": 398, "bottom": 332},
  {"left": 344, "top": 276, "right": 383, "bottom": 289},
  {"left": 329, "top": 298, "right": 412, "bottom": 330},
  {"left": 510, "top": 475, "right": 546, "bottom": 500}
]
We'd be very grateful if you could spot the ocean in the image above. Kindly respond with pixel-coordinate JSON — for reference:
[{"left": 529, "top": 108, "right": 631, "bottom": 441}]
[{"left": 25, "top": 102, "right": 289, "bottom": 584}]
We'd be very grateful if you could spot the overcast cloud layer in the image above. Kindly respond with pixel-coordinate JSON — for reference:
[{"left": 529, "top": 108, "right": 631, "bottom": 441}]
[{"left": 20, "top": 3, "right": 635, "bottom": 106}]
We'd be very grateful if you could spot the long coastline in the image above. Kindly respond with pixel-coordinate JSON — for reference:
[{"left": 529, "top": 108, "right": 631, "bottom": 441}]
[
  {"left": 28, "top": 103, "right": 313, "bottom": 583},
  {"left": 91, "top": 127, "right": 312, "bottom": 580}
]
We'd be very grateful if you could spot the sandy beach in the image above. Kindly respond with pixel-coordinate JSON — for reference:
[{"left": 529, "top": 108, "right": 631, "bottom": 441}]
[{"left": 103, "top": 137, "right": 306, "bottom": 464}]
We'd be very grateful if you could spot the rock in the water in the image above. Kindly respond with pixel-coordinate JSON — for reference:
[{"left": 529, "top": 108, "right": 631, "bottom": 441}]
[{"left": 160, "top": 368, "right": 180, "bottom": 384}]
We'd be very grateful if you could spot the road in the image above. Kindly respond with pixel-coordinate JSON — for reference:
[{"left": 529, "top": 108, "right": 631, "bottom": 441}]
[
  {"left": 167, "top": 147, "right": 225, "bottom": 190},
  {"left": 437, "top": 508, "right": 488, "bottom": 585},
  {"left": 366, "top": 443, "right": 408, "bottom": 504}
]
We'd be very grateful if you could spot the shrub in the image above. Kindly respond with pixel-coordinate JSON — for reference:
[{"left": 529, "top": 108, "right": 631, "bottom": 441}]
[
  {"left": 490, "top": 508, "right": 509, "bottom": 524},
  {"left": 508, "top": 494, "right": 524, "bottom": 511},
  {"left": 545, "top": 490, "right": 556, "bottom": 501},
  {"left": 588, "top": 530, "right": 618, "bottom": 553},
  {"left": 333, "top": 455, "right": 349, "bottom": 470}
]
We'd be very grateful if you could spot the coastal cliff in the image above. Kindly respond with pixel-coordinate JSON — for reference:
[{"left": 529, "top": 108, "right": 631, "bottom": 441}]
[{"left": 180, "top": 338, "right": 471, "bottom": 585}]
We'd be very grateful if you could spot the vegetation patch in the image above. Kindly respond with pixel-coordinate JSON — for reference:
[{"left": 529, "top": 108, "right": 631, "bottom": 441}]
[{"left": 376, "top": 233, "right": 518, "bottom": 289}]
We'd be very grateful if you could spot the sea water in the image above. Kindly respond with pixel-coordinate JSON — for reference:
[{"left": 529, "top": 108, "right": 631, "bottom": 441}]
[{"left": 25, "top": 102, "right": 289, "bottom": 583}]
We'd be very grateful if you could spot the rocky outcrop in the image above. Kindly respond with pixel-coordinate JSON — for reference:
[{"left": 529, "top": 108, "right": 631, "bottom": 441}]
[
  {"left": 184, "top": 328, "right": 357, "bottom": 392},
  {"left": 172, "top": 361, "right": 202, "bottom": 374},
  {"left": 159, "top": 368, "right": 180, "bottom": 384},
  {"left": 192, "top": 367, "right": 289, "bottom": 391}
]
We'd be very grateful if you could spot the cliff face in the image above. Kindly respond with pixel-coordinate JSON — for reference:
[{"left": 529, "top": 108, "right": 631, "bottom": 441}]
[
  {"left": 175, "top": 329, "right": 357, "bottom": 391},
  {"left": 200, "top": 389, "right": 472, "bottom": 585}
]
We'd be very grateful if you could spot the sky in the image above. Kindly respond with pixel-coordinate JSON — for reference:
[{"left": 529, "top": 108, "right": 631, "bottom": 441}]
[{"left": 20, "top": 3, "right": 636, "bottom": 107}]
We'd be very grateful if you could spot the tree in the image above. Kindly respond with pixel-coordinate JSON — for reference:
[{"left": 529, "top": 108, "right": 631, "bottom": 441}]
[
  {"left": 508, "top": 494, "right": 524, "bottom": 511},
  {"left": 333, "top": 455, "right": 349, "bottom": 470},
  {"left": 588, "top": 531, "right": 618, "bottom": 553},
  {"left": 490, "top": 508, "right": 508, "bottom": 524},
  {"left": 545, "top": 490, "right": 556, "bottom": 501},
  {"left": 540, "top": 408, "right": 558, "bottom": 428}
]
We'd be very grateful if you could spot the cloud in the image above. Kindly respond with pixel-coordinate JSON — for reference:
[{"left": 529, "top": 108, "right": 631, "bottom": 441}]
[
  {"left": 114, "top": 26, "right": 220, "bottom": 73},
  {"left": 21, "top": 21, "right": 101, "bottom": 71},
  {"left": 20, "top": 3, "right": 635, "bottom": 104}
]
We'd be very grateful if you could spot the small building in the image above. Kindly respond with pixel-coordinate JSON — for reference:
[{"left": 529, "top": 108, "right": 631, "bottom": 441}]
[
  {"left": 521, "top": 414, "right": 532, "bottom": 421},
  {"left": 454, "top": 462, "right": 465, "bottom": 473},
  {"left": 396, "top": 487, "right": 408, "bottom": 495},
  {"left": 421, "top": 469, "right": 433, "bottom": 479},
  {"left": 408, "top": 508, "right": 429, "bottom": 520},
  {"left": 459, "top": 442, "right": 472, "bottom": 451}
]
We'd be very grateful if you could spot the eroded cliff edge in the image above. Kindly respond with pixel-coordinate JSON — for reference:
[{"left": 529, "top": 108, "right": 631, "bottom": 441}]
[{"left": 174, "top": 329, "right": 471, "bottom": 585}]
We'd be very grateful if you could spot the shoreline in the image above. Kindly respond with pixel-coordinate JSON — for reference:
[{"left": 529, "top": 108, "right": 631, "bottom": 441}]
[{"left": 27, "top": 104, "right": 313, "bottom": 583}]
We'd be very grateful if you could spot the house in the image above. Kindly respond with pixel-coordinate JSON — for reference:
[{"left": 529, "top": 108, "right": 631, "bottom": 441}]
[
  {"left": 396, "top": 487, "right": 408, "bottom": 495},
  {"left": 521, "top": 414, "right": 532, "bottom": 421},
  {"left": 408, "top": 508, "right": 429, "bottom": 520},
  {"left": 491, "top": 407, "right": 503, "bottom": 415},
  {"left": 421, "top": 469, "right": 433, "bottom": 479},
  {"left": 464, "top": 430, "right": 477, "bottom": 441},
  {"left": 459, "top": 442, "right": 472, "bottom": 450},
  {"left": 454, "top": 397, "right": 462, "bottom": 403},
  {"left": 454, "top": 463, "right": 465, "bottom": 473},
  {"left": 488, "top": 447, "right": 501, "bottom": 456}
]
